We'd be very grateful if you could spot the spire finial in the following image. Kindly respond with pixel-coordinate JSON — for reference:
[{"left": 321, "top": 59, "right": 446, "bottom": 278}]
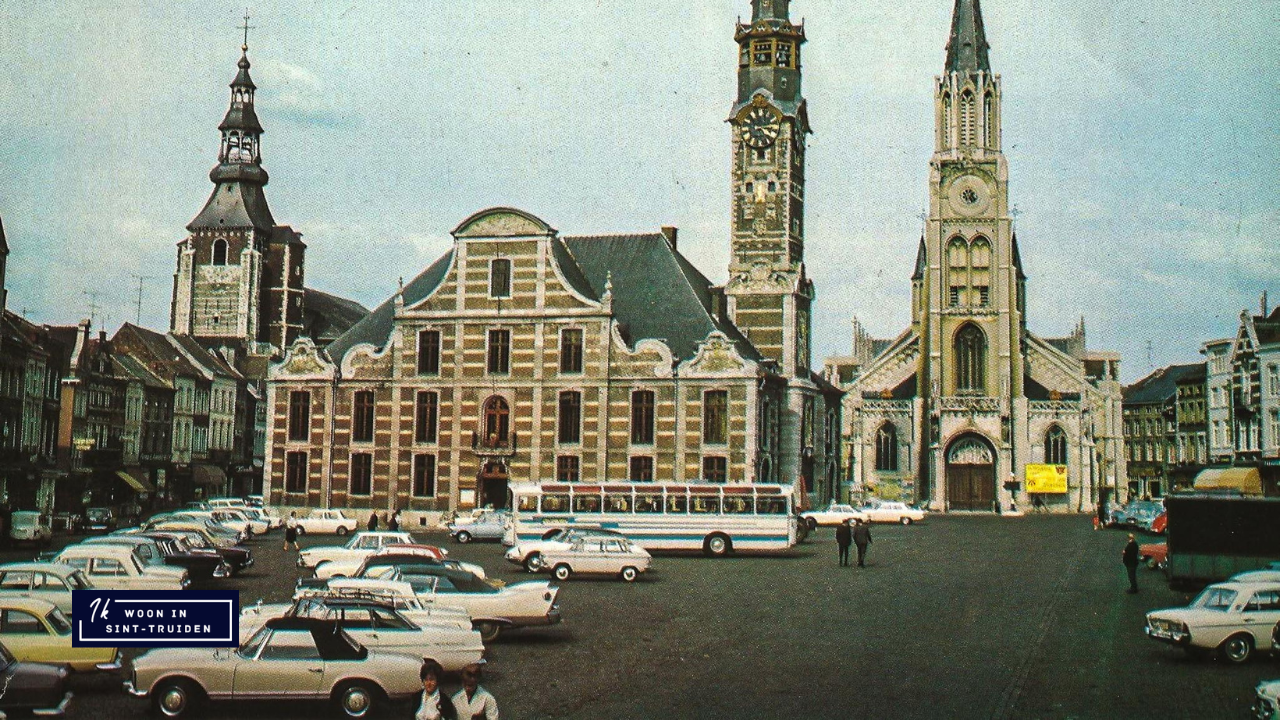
[
  {"left": 238, "top": 10, "right": 254, "bottom": 52},
  {"left": 945, "top": 0, "right": 991, "bottom": 74}
]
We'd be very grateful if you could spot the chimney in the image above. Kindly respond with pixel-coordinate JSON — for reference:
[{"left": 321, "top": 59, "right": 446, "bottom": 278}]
[
  {"left": 660, "top": 226, "right": 678, "bottom": 251},
  {"left": 710, "top": 286, "right": 727, "bottom": 324},
  {"left": 98, "top": 330, "right": 107, "bottom": 342},
  {"left": 69, "top": 319, "right": 91, "bottom": 373},
  {"left": 1262, "top": 291, "right": 1269, "bottom": 317}
]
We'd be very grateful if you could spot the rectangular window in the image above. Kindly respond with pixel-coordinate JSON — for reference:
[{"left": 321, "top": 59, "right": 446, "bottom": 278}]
[
  {"left": 1270, "top": 365, "right": 1280, "bottom": 396},
  {"left": 412, "top": 454, "right": 436, "bottom": 497},
  {"left": 703, "top": 390, "right": 728, "bottom": 445},
  {"left": 489, "top": 259, "right": 511, "bottom": 298},
  {"left": 415, "top": 391, "right": 439, "bottom": 444},
  {"left": 288, "top": 391, "right": 311, "bottom": 442},
  {"left": 629, "top": 456, "right": 654, "bottom": 482},
  {"left": 631, "top": 390, "right": 655, "bottom": 444},
  {"left": 949, "top": 286, "right": 962, "bottom": 307},
  {"left": 286, "top": 451, "right": 308, "bottom": 493},
  {"left": 349, "top": 453, "right": 372, "bottom": 496},
  {"left": 417, "top": 330, "right": 440, "bottom": 375},
  {"left": 977, "top": 286, "right": 990, "bottom": 307},
  {"left": 702, "top": 456, "right": 728, "bottom": 483},
  {"left": 556, "top": 455, "right": 580, "bottom": 483},
  {"left": 559, "top": 329, "right": 584, "bottom": 374},
  {"left": 487, "top": 329, "right": 510, "bottom": 374},
  {"left": 352, "top": 390, "right": 375, "bottom": 443},
  {"left": 558, "top": 391, "right": 581, "bottom": 444}
]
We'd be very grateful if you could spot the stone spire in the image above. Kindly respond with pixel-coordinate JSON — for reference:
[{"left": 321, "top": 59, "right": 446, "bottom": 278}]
[{"left": 945, "top": 0, "right": 991, "bottom": 74}]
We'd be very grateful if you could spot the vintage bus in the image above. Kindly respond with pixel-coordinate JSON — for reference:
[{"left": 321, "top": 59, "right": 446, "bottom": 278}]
[{"left": 506, "top": 482, "right": 799, "bottom": 556}]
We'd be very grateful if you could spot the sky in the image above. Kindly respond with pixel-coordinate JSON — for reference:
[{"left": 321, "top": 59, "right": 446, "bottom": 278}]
[{"left": 0, "top": 0, "right": 1276, "bottom": 384}]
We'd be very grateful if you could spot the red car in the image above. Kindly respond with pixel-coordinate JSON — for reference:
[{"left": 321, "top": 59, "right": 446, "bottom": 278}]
[
  {"left": 1150, "top": 511, "right": 1167, "bottom": 534},
  {"left": 1139, "top": 542, "right": 1168, "bottom": 571}
]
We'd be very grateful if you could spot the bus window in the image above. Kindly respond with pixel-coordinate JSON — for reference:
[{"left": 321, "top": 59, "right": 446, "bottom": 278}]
[
  {"left": 635, "top": 494, "right": 662, "bottom": 513},
  {"left": 666, "top": 494, "right": 688, "bottom": 513},
  {"left": 572, "top": 494, "right": 602, "bottom": 513},
  {"left": 518, "top": 495, "right": 538, "bottom": 513},
  {"left": 755, "top": 497, "right": 786, "bottom": 514},
  {"left": 690, "top": 496, "right": 720, "bottom": 514},
  {"left": 723, "top": 497, "right": 751, "bottom": 514},
  {"left": 606, "top": 494, "right": 632, "bottom": 513},
  {"left": 542, "top": 494, "right": 570, "bottom": 513}
]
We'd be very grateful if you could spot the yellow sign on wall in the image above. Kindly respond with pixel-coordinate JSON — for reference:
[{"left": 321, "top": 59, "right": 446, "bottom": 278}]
[{"left": 1025, "top": 464, "right": 1068, "bottom": 494}]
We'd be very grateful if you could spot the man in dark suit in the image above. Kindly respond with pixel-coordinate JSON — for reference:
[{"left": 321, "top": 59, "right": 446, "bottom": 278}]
[
  {"left": 835, "top": 520, "right": 853, "bottom": 567},
  {"left": 1122, "top": 533, "right": 1140, "bottom": 593},
  {"left": 852, "top": 519, "right": 873, "bottom": 567}
]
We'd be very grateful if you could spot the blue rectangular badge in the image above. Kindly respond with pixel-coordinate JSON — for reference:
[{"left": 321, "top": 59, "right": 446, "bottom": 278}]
[{"left": 72, "top": 590, "right": 239, "bottom": 647}]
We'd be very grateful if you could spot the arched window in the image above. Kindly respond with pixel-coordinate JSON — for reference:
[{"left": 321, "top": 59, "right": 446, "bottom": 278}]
[
  {"left": 483, "top": 396, "right": 510, "bottom": 444},
  {"left": 955, "top": 324, "right": 986, "bottom": 393},
  {"left": 1045, "top": 425, "right": 1068, "bottom": 465},
  {"left": 960, "top": 90, "right": 975, "bottom": 146},
  {"left": 983, "top": 92, "right": 995, "bottom": 147},
  {"left": 970, "top": 237, "right": 991, "bottom": 307},
  {"left": 947, "top": 237, "right": 967, "bottom": 307},
  {"left": 875, "top": 423, "right": 899, "bottom": 472},
  {"left": 941, "top": 92, "right": 952, "bottom": 146},
  {"left": 212, "top": 239, "right": 228, "bottom": 266}
]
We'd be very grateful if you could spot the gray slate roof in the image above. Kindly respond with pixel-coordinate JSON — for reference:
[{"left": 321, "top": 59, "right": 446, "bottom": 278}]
[
  {"left": 304, "top": 288, "right": 369, "bottom": 346},
  {"left": 324, "top": 249, "right": 454, "bottom": 362},
  {"left": 188, "top": 180, "right": 275, "bottom": 232},
  {"left": 945, "top": 0, "right": 991, "bottom": 73},
  {"left": 1123, "top": 363, "right": 1205, "bottom": 405}
]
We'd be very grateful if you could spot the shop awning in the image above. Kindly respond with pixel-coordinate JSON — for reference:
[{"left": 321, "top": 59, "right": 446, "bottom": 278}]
[
  {"left": 1192, "top": 467, "right": 1262, "bottom": 495},
  {"left": 191, "top": 464, "right": 228, "bottom": 487},
  {"left": 116, "top": 469, "right": 155, "bottom": 493}
]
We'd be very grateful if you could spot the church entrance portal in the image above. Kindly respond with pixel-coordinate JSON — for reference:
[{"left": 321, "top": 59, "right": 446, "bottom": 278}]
[{"left": 946, "top": 435, "right": 996, "bottom": 511}]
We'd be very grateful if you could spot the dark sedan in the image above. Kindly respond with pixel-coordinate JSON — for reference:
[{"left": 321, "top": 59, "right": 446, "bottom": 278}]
[
  {"left": 140, "top": 532, "right": 231, "bottom": 580},
  {"left": 151, "top": 529, "right": 254, "bottom": 575},
  {"left": 0, "top": 641, "right": 73, "bottom": 716}
]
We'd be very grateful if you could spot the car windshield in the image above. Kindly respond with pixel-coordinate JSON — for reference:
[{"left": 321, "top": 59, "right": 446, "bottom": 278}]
[
  {"left": 1191, "top": 587, "right": 1238, "bottom": 611},
  {"left": 45, "top": 608, "right": 71, "bottom": 636},
  {"left": 238, "top": 626, "right": 270, "bottom": 659},
  {"left": 67, "top": 571, "right": 91, "bottom": 590}
]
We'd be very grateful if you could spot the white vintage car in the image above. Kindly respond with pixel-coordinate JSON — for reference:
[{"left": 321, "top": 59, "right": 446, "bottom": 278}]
[
  {"left": 538, "top": 537, "right": 652, "bottom": 582},
  {"left": 237, "top": 594, "right": 484, "bottom": 671},
  {"left": 505, "top": 527, "right": 628, "bottom": 572},
  {"left": 296, "top": 509, "right": 360, "bottom": 536},
  {"left": 297, "top": 531, "right": 417, "bottom": 571},
  {"left": 799, "top": 502, "right": 868, "bottom": 529},
  {"left": 389, "top": 565, "right": 561, "bottom": 642},
  {"left": 860, "top": 500, "right": 927, "bottom": 525},
  {"left": 310, "top": 544, "right": 486, "bottom": 581},
  {"left": 290, "top": 579, "right": 474, "bottom": 628},
  {"left": 1145, "top": 581, "right": 1280, "bottom": 663},
  {"left": 0, "top": 562, "right": 93, "bottom": 617},
  {"left": 126, "top": 617, "right": 423, "bottom": 718},
  {"left": 52, "top": 545, "right": 189, "bottom": 591}
]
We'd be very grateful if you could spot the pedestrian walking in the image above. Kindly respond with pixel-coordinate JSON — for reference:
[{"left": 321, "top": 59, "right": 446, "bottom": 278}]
[
  {"left": 368, "top": 512, "right": 379, "bottom": 531},
  {"left": 1122, "top": 533, "right": 1140, "bottom": 594},
  {"left": 284, "top": 511, "right": 300, "bottom": 551},
  {"left": 451, "top": 662, "right": 498, "bottom": 720},
  {"left": 852, "top": 518, "right": 872, "bottom": 567},
  {"left": 835, "top": 519, "right": 853, "bottom": 566},
  {"left": 389, "top": 509, "right": 401, "bottom": 532},
  {"left": 415, "top": 660, "right": 457, "bottom": 720}
]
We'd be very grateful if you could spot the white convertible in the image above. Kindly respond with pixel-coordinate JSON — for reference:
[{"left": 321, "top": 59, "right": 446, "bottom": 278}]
[
  {"left": 297, "top": 531, "right": 417, "bottom": 571},
  {"left": 388, "top": 565, "right": 561, "bottom": 642},
  {"left": 1146, "top": 581, "right": 1280, "bottom": 663}
]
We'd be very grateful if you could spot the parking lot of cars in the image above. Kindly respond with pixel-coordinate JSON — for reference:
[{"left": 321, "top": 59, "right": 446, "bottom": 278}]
[{"left": 0, "top": 509, "right": 1275, "bottom": 718}]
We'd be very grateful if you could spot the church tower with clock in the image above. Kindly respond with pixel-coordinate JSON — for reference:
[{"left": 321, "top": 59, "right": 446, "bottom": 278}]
[{"left": 725, "top": 0, "right": 832, "bottom": 493}]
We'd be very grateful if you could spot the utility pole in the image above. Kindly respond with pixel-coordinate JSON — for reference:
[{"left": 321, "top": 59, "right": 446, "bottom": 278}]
[
  {"left": 130, "top": 274, "right": 153, "bottom": 325},
  {"left": 83, "top": 291, "right": 102, "bottom": 328}
]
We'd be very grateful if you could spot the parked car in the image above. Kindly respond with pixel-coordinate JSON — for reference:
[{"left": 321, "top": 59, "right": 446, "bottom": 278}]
[
  {"left": 125, "top": 617, "right": 424, "bottom": 718},
  {"left": 385, "top": 564, "right": 562, "bottom": 642},
  {"left": 1145, "top": 581, "right": 1280, "bottom": 662},
  {"left": 799, "top": 503, "right": 867, "bottom": 530},
  {"left": 125, "top": 532, "right": 232, "bottom": 580},
  {"left": 237, "top": 595, "right": 484, "bottom": 671},
  {"left": 1230, "top": 570, "right": 1280, "bottom": 584},
  {"left": 1109, "top": 499, "right": 1163, "bottom": 529},
  {"left": 8, "top": 511, "right": 52, "bottom": 547},
  {"left": 447, "top": 509, "right": 510, "bottom": 544},
  {"left": 860, "top": 500, "right": 927, "bottom": 525},
  {"left": 83, "top": 507, "right": 116, "bottom": 533},
  {"left": 538, "top": 537, "right": 652, "bottom": 582},
  {"left": 1148, "top": 511, "right": 1168, "bottom": 534},
  {"left": 1139, "top": 542, "right": 1168, "bottom": 571},
  {"left": 0, "top": 641, "right": 73, "bottom": 717},
  {"left": 135, "top": 524, "right": 254, "bottom": 573},
  {"left": 298, "top": 531, "right": 417, "bottom": 571},
  {"left": 0, "top": 597, "right": 122, "bottom": 672},
  {"left": 1255, "top": 678, "right": 1280, "bottom": 720},
  {"left": 144, "top": 519, "right": 245, "bottom": 550},
  {"left": 64, "top": 538, "right": 188, "bottom": 584},
  {"left": 0, "top": 562, "right": 92, "bottom": 617},
  {"left": 296, "top": 509, "right": 360, "bottom": 536},
  {"left": 288, "top": 579, "right": 475, "bottom": 628},
  {"left": 303, "top": 545, "right": 485, "bottom": 583},
  {"left": 51, "top": 544, "right": 189, "bottom": 591},
  {"left": 505, "top": 527, "right": 628, "bottom": 572}
]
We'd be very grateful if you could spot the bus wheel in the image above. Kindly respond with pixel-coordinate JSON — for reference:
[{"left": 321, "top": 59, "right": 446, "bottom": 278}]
[{"left": 703, "top": 533, "right": 731, "bottom": 557}]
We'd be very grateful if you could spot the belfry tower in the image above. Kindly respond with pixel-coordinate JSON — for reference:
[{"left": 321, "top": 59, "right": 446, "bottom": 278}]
[{"left": 171, "top": 25, "right": 305, "bottom": 353}]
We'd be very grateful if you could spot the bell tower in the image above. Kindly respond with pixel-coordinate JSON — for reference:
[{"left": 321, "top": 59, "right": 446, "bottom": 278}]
[{"left": 725, "top": 0, "right": 812, "bottom": 379}]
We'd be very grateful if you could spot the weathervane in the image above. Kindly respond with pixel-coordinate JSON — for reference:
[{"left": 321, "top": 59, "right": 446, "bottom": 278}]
[{"left": 238, "top": 10, "right": 254, "bottom": 51}]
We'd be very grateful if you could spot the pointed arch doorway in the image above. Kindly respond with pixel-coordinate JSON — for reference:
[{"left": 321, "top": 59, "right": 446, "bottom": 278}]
[{"left": 946, "top": 434, "right": 996, "bottom": 511}]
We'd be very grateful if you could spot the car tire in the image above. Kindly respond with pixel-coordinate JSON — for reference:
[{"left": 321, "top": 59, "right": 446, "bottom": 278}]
[
  {"left": 151, "top": 677, "right": 201, "bottom": 718},
  {"left": 296, "top": 526, "right": 307, "bottom": 536},
  {"left": 1219, "top": 633, "right": 1254, "bottom": 664},
  {"left": 703, "top": 533, "right": 731, "bottom": 557},
  {"left": 620, "top": 566, "right": 639, "bottom": 582},
  {"left": 333, "top": 681, "right": 380, "bottom": 718},
  {"left": 474, "top": 621, "right": 501, "bottom": 643},
  {"left": 456, "top": 531, "right": 473, "bottom": 544},
  {"left": 336, "top": 526, "right": 349, "bottom": 536},
  {"left": 900, "top": 517, "right": 913, "bottom": 525},
  {"left": 553, "top": 563, "right": 572, "bottom": 581},
  {"left": 805, "top": 518, "right": 817, "bottom": 531},
  {"left": 524, "top": 553, "right": 544, "bottom": 573}
]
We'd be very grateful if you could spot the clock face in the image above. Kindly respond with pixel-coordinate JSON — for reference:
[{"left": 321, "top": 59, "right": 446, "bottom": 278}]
[{"left": 739, "top": 107, "right": 780, "bottom": 149}]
